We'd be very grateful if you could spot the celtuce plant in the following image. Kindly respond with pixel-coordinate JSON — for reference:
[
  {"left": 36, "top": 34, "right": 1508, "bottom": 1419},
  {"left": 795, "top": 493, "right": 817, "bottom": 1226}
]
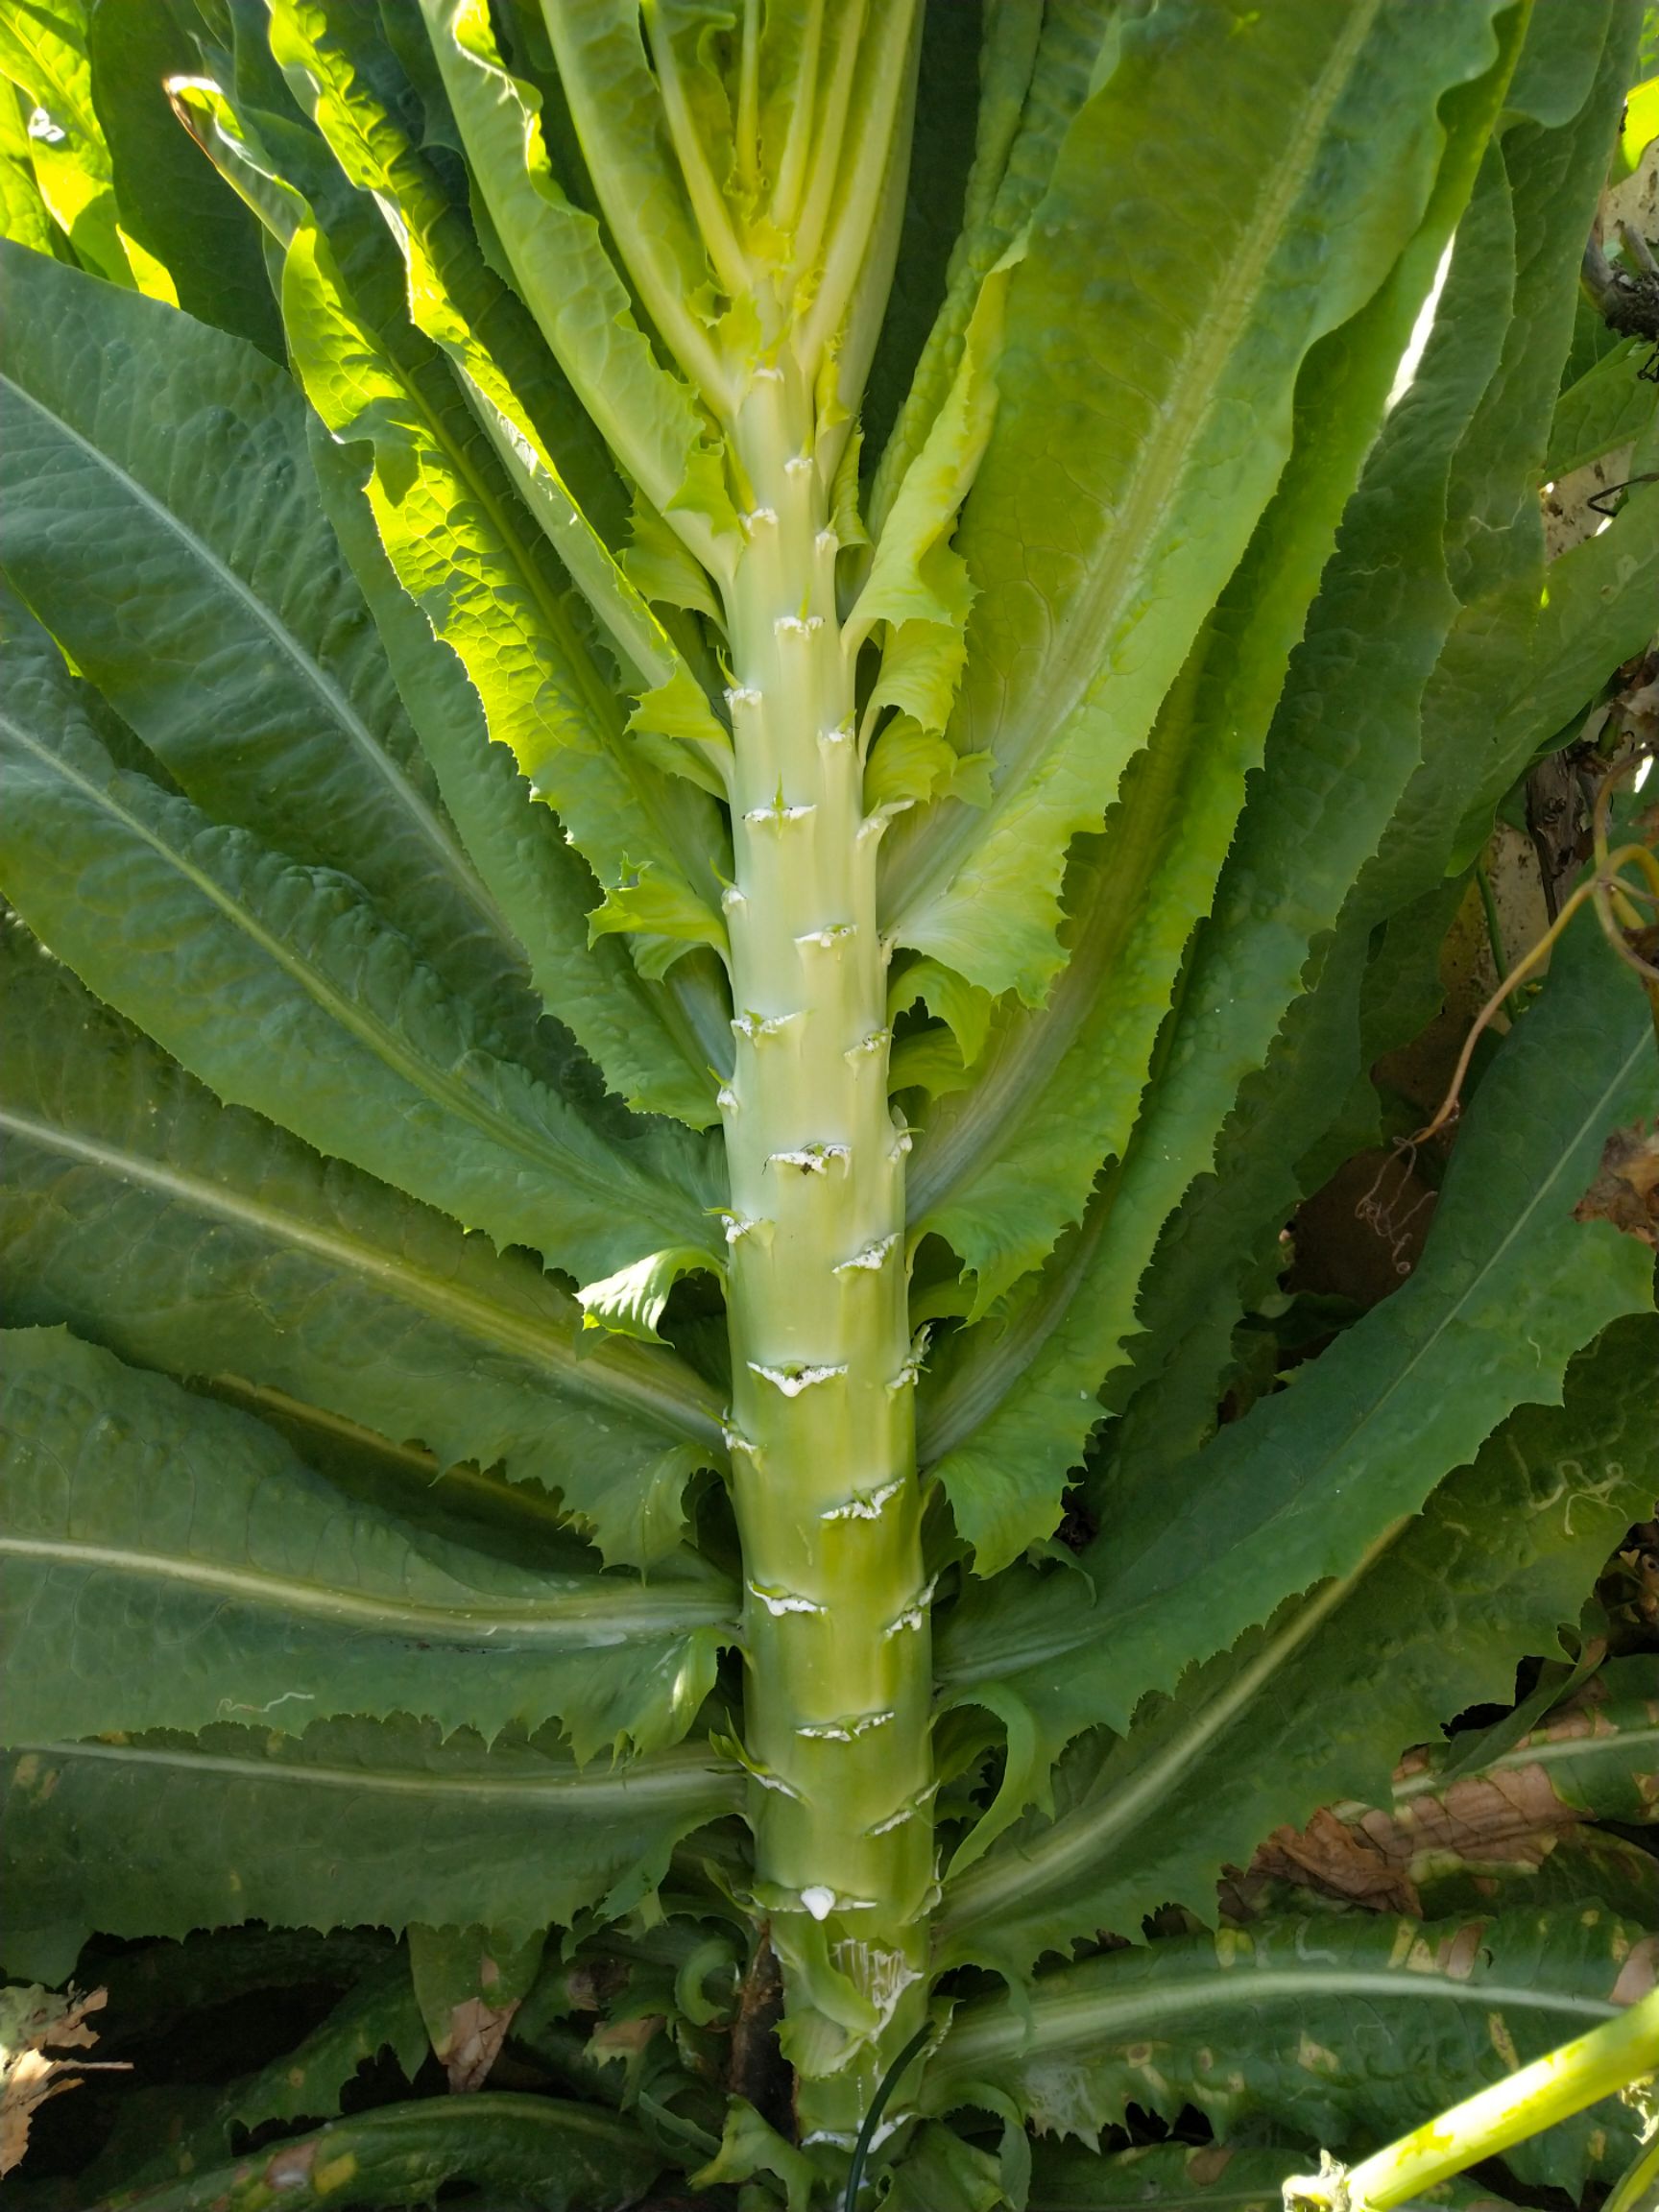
[{"left": 0, "top": 0, "right": 1658, "bottom": 2204}]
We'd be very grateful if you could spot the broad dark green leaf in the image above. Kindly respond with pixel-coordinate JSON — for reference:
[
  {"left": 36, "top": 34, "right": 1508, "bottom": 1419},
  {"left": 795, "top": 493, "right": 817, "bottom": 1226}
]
[
  {"left": 0, "top": 1716, "right": 740, "bottom": 1974},
  {"left": 926, "top": 1908, "right": 1647, "bottom": 2192},
  {"left": 936, "top": 1314, "right": 1659, "bottom": 1968},
  {"left": 0, "top": 926, "right": 724, "bottom": 1565},
  {"left": 882, "top": 0, "right": 1509, "bottom": 998},
  {"left": 934, "top": 916, "right": 1655, "bottom": 1849},
  {"left": 0, "top": 235, "right": 537, "bottom": 1037},
  {"left": 0, "top": 1325, "right": 733, "bottom": 1759},
  {"left": 0, "top": 591, "right": 717, "bottom": 1285}
]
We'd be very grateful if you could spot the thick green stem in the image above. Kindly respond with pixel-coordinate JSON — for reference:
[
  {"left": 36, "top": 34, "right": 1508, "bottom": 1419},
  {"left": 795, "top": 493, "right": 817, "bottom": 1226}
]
[{"left": 720, "top": 360, "right": 932, "bottom": 2146}]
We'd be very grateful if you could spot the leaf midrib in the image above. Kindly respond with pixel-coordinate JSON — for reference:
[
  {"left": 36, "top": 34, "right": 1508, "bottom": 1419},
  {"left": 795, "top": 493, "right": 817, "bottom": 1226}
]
[
  {"left": 0, "top": 367, "right": 514, "bottom": 949},
  {"left": 18, "top": 1736, "right": 742, "bottom": 1808},
  {"left": 0, "top": 1534, "right": 733, "bottom": 1644},
  {"left": 936, "top": 1956, "right": 1615, "bottom": 2080},
  {"left": 0, "top": 1103, "right": 722, "bottom": 1444}
]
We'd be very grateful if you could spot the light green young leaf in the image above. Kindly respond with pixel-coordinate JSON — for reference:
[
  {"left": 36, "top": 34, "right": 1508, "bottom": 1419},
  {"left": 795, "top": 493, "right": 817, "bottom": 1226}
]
[
  {"left": 0, "top": 926, "right": 726, "bottom": 1566},
  {"left": 0, "top": 84, "right": 59, "bottom": 257},
  {"left": 1546, "top": 334, "right": 1659, "bottom": 478},
  {"left": 535, "top": 1, "right": 737, "bottom": 408},
  {"left": 865, "top": 717, "right": 993, "bottom": 815},
  {"left": 0, "top": 0, "right": 153, "bottom": 289},
  {"left": 0, "top": 1326, "right": 733, "bottom": 1760},
  {"left": 0, "top": 609, "right": 714, "bottom": 1285},
  {"left": 306, "top": 425, "right": 723, "bottom": 1129},
  {"left": 691, "top": 2099, "right": 821, "bottom": 2212},
  {"left": 281, "top": 225, "right": 729, "bottom": 984},
  {"left": 578, "top": 1245, "right": 723, "bottom": 1345},
  {"left": 848, "top": 256, "right": 1013, "bottom": 748},
  {"left": 882, "top": 0, "right": 1510, "bottom": 999},
  {"left": 890, "top": 957, "right": 996, "bottom": 1071},
  {"left": 417, "top": 0, "right": 738, "bottom": 572},
  {"left": 863, "top": 0, "right": 1059, "bottom": 538},
  {"left": 0, "top": 1718, "right": 740, "bottom": 1975},
  {"left": 925, "top": 1908, "right": 1647, "bottom": 2192},
  {"left": 270, "top": 0, "right": 733, "bottom": 790},
  {"left": 936, "top": 1313, "right": 1659, "bottom": 1964}
]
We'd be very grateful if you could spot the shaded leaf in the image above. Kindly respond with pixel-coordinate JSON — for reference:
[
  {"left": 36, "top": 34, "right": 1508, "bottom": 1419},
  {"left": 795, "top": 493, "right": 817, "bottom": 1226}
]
[
  {"left": 0, "top": 593, "right": 714, "bottom": 1284},
  {"left": 926, "top": 1908, "right": 1653, "bottom": 2192},
  {"left": 0, "top": 926, "right": 725, "bottom": 1566},
  {"left": 78, "top": 2091, "right": 662, "bottom": 2212},
  {"left": 0, "top": 1718, "right": 740, "bottom": 1974},
  {"left": 0, "top": 1325, "right": 733, "bottom": 1759}
]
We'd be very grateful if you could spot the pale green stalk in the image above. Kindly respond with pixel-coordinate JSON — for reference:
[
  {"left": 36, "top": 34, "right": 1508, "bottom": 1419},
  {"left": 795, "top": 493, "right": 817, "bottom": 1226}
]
[
  {"left": 1283, "top": 1985, "right": 1659, "bottom": 2211},
  {"left": 719, "top": 349, "right": 932, "bottom": 2143}
]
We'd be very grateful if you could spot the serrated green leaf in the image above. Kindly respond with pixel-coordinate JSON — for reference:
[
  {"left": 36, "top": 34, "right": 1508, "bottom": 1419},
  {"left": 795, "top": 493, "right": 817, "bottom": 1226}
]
[
  {"left": 935, "top": 1313, "right": 1659, "bottom": 1973},
  {"left": 915, "top": 39, "right": 1643, "bottom": 1553},
  {"left": 0, "top": 1718, "right": 741, "bottom": 1966},
  {"left": 0, "top": 927, "right": 725, "bottom": 1566},
  {"left": 0, "top": 1326, "right": 733, "bottom": 1760},
  {"left": 883, "top": 0, "right": 1509, "bottom": 999},
  {"left": 902, "top": 42, "right": 1519, "bottom": 1344},
  {"left": 270, "top": 0, "right": 732, "bottom": 787},
  {"left": 865, "top": 0, "right": 1105, "bottom": 539},
  {"left": 950, "top": 916, "right": 1654, "bottom": 1765},
  {"left": 75, "top": 1955, "right": 429, "bottom": 2199},
  {"left": 279, "top": 227, "right": 732, "bottom": 976},
  {"left": 0, "top": 235, "right": 537, "bottom": 1039},
  {"left": 926, "top": 1908, "right": 1647, "bottom": 2192},
  {"left": 0, "top": 595, "right": 716, "bottom": 1285},
  {"left": 849, "top": 256, "right": 1012, "bottom": 749},
  {"left": 304, "top": 424, "right": 723, "bottom": 1129},
  {"left": 78, "top": 2091, "right": 662, "bottom": 2212},
  {"left": 577, "top": 1245, "right": 722, "bottom": 1345},
  {"left": 415, "top": 0, "right": 737, "bottom": 573},
  {"left": 587, "top": 859, "right": 728, "bottom": 974}
]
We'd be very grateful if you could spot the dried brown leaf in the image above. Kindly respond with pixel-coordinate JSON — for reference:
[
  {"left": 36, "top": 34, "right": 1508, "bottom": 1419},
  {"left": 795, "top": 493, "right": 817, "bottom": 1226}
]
[
  {"left": 0, "top": 1984, "right": 128, "bottom": 2178},
  {"left": 1575, "top": 1119, "right": 1659, "bottom": 1247}
]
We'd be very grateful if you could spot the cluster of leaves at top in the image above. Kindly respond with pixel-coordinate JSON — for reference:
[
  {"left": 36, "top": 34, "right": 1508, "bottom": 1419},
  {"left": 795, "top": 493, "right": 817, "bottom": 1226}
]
[{"left": 0, "top": 0, "right": 1657, "bottom": 2205}]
